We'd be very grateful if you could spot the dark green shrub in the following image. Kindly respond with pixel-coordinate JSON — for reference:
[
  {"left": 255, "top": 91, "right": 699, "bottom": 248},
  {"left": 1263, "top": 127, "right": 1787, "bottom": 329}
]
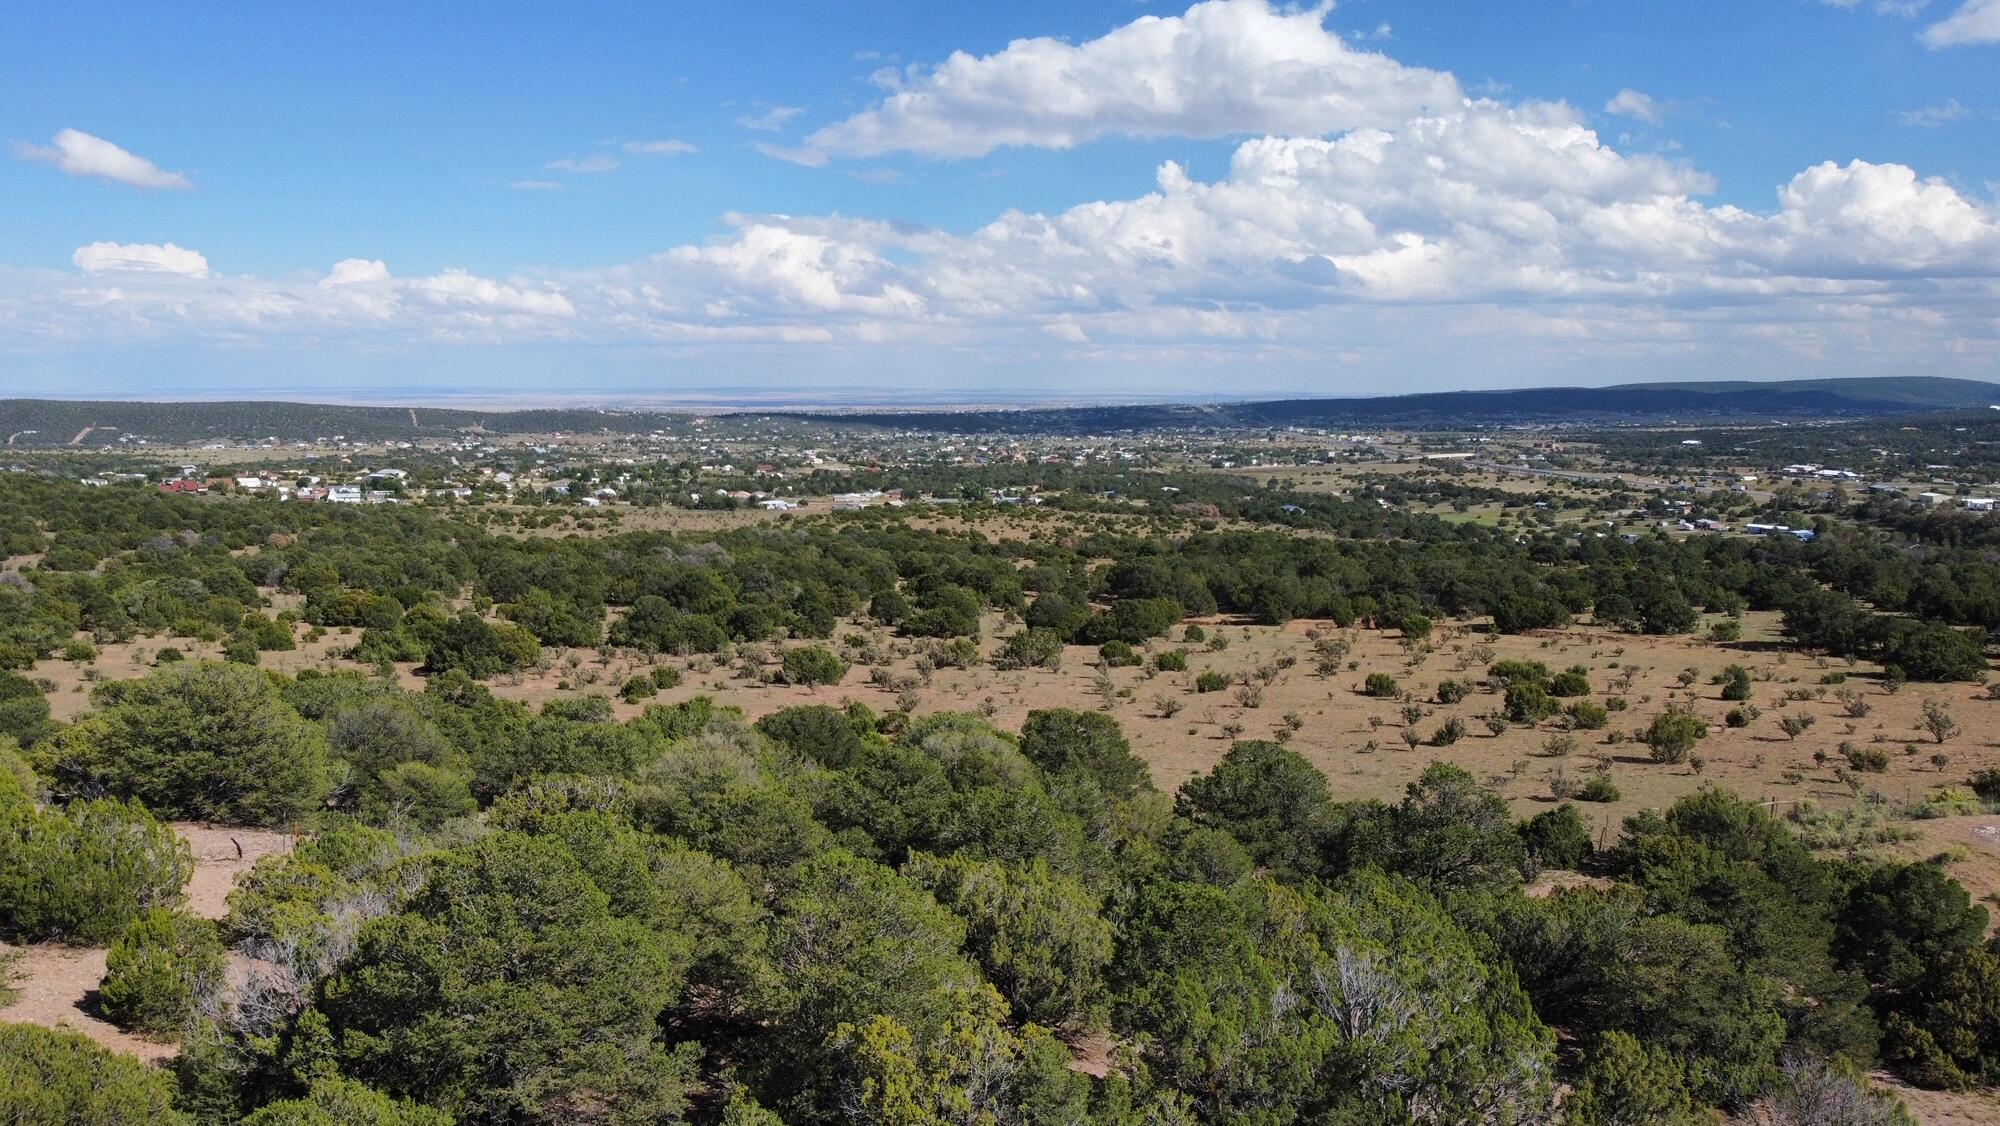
[
  {"left": 0, "top": 671, "right": 52, "bottom": 748},
  {"left": 239, "top": 1074, "right": 451, "bottom": 1125},
  {"left": 1020, "top": 709, "right": 1149, "bottom": 799},
  {"left": 1566, "top": 700, "right": 1609, "bottom": 730},
  {"left": 1154, "top": 649, "right": 1189, "bottom": 672},
  {"left": 1971, "top": 769, "right": 2000, "bottom": 803},
  {"left": 0, "top": 1023, "right": 188, "bottom": 1124},
  {"left": 1518, "top": 804, "right": 1592, "bottom": 870},
  {"left": 781, "top": 645, "right": 847, "bottom": 687},
  {"left": 1643, "top": 706, "right": 1707, "bottom": 765},
  {"left": 0, "top": 796, "right": 191, "bottom": 944},
  {"left": 1488, "top": 660, "right": 1549, "bottom": 686},
  {"left": 1505, "top": 681, "right": 1556, "bottom": 723},
  {"left": 756, "top": 705, "right": 868, "bottom": 770},
  {"left": 1195, "top": 671, "right": 1230, "bottom": 693},
  {"left": 1097, "top": 640, "right": 1139, "bottom": 667},
  {"left": 1549, "top": 666, "right": 1591, "bottom": 697},
  {"left": 99, "top": 908, "right": 225, "bottom": 1036},
  {"left": 1576, "top": 777, "right": 1621, "bottom": 802},
  {"left": 1429, "top": 717, "right": 1467, "bottom": 747},
  {"left": 869, "top": 589, "right": 912, "bottom": 627},
  {"left": 1718, "top": 665, "right": 1753, "bottom": 702},
  {"left": 1846, "top": 745, "right": 1890, "bottom": 773},
  {"left": 995, "top": 629, "right": 1064, "bottom": 671},
  {"left": 34, "top": 662, "right": 328, "bottom": 826},
  {"left": 1363, "top": 672, "right": 1399, "bottom": 698}
]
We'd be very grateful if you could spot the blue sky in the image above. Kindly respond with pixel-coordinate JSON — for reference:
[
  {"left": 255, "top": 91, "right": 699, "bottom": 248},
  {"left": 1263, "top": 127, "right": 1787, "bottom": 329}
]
[{"left": 2, "top": 0, "right": 1997, "bottom": 400}]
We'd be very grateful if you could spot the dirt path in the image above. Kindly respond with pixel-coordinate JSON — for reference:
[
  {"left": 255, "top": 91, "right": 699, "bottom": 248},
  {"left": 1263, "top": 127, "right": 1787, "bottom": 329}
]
[
  {"left": 0, "top": 822, "right": 293, "bottom": 1061},
  {"left": 176, "top": 823, "right": 294, "bottom": 919},
  {"left": 0, "top": 943, "right": 173, "bottom": 1062},
  {"left": 68, "top": 425, "right": 94, "bottom": 445}
]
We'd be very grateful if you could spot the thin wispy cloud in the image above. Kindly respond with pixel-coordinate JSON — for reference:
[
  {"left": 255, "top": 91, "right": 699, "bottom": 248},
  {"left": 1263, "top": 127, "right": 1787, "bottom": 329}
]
[
  {"left": 736, "top": 104, "right": 806, "bottom": 132},
  {"left": 546, "top": 153, "right": 621, "bottom": 173},
  {"left": 13, "top": 128, "right": 192, "bottom": 189},
  {"left": 622, "top": 139, "right": 699, "bottom": 156},
  {"left": 1896, "top": 98, "right": 1969, "bottom": 125},
  {"left": 1819, "top": 0, "right": 1931, "bottom": 14},
  {"left": 509, "top": 180, "right": 564, "bottom": 191}
]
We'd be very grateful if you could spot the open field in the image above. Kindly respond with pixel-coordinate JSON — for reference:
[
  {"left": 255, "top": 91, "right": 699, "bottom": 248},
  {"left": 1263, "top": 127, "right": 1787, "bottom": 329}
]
[{"left": 31, "top": 602, "right": 1995, "bottom": 840}]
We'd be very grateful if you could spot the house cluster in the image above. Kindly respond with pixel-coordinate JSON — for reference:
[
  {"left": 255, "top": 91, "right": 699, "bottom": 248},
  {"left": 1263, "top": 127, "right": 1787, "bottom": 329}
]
[
  {"left": 1781, "top": 464, "right": 1861, "bottom": 480},
  {"left": 141, "top": 462, "right": 480, "bottom": 505},
  {"left": 1914, "top": 491, "right": 1998, "bottom": 511}
]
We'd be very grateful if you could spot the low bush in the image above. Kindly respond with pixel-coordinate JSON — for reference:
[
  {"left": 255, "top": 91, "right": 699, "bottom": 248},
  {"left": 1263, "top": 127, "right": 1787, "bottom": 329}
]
[
  {"left": 0, "top": 1023, "right": 187, "bottom": 1123},
  {"left": 1565, "top": 700, "right": 1609, "bottom": 730},
  {"left": 1576, "top": 776, "right": 1621, "bottom": 802},
  {"left": 99, "top": 909, "right": 225, "bottom": 1036}
]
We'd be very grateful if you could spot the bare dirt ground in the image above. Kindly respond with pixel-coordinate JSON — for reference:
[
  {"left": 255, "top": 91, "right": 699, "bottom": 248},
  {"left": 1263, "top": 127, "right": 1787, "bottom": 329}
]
[
  {"left": 1884, "top": 1083, "right": 2000, "bottom": 1126},
  {"left": 0, "top": 944, "right": 169, "bottom": 1062},
  {"left": 462, "top": 610, "right": 2000, "bottom": 841},
  {"left": 177, "top": 824, "right": 295, "bottom": 919},
  {"left": 0, "top": 822, "right": 293, "bottom": 1063}
]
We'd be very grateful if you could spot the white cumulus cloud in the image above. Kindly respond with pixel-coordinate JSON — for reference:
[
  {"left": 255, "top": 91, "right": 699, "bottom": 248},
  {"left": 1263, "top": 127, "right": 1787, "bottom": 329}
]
[
  {"left": 1924, "top": 0, "right": 2000, "bottom": 44},
  {"left": 15, "top": 129, "right": 191, "bottom": 189},
  {"left": 790, "top": 0, "right": 1459, "bottom": 161},
  {"left": 72, "top": 242, "right": 209, "bottom": 277},
  {"left": 321, "top": 259, "right": 391, "bottom": 286},
  {"left": 409, "top": 269, "right": 576, "bottom": 317}
]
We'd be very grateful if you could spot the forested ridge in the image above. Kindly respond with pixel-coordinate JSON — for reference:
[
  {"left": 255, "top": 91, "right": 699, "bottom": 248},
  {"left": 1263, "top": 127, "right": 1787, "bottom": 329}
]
[
  {"left": 5, "top": 375, "right": 1992, "bottom": 445},
  {"left": 2, "top": 473, "right": 1999, "bottom": 1123}
]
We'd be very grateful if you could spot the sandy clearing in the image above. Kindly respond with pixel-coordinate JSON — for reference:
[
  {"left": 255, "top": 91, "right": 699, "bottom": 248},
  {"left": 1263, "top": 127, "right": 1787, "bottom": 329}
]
[
  {"left": 0, "top": 943, "right": 174, "bottom": 1062},
  {"left": 177, "top": 823, "right": 295, "bottom": 920},
  {"left": 0, "top": 821, "right": 294, "bottom": 1061}
]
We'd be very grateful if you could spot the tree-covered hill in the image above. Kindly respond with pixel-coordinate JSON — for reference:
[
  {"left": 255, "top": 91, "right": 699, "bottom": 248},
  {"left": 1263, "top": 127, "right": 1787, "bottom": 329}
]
[{"left": 4, "top": 376, "right": 1993, "bottom": 445}]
